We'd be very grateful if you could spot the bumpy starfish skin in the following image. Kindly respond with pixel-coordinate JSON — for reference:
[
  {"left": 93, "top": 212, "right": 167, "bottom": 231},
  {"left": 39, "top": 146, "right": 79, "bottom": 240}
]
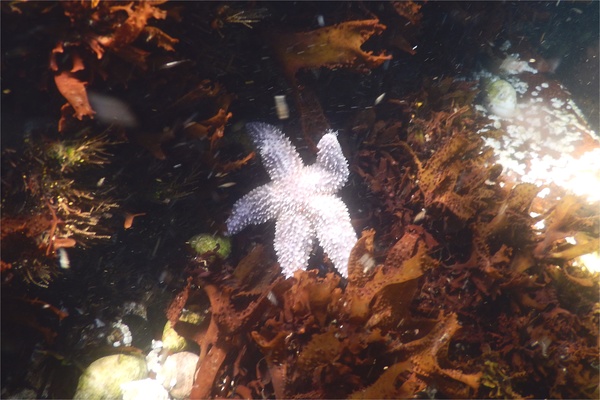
[{"left": 226, "top": 123, "right": 357, "bottom": 278}]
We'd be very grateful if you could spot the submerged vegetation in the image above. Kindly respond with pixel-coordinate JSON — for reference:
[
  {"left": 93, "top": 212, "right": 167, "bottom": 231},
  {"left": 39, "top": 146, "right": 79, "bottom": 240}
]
[
  {"left": 2, "top": 130, "right": 118, "bottom": 286},
  {"left": 1, "top": 1, "right": 598, "bottom": 399}
]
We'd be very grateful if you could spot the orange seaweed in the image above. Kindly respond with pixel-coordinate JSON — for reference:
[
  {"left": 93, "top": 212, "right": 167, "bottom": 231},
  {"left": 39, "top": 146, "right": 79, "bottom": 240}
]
[
  {"left": 272, "top": 19, "right": 392, "bottom": 80},
  {"left": 54, "top": 71, "right": 95, "bottom": 120},
  {"left": 50, "top": 1, "right": 177, "bottom": 126}
]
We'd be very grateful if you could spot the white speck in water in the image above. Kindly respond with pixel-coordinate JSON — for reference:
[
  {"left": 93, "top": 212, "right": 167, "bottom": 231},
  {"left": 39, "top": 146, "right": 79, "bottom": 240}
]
[
  {"left": 274, "top": 95, "right": 289, "bottom": 120},
  {"left": 57, "top": 248, "right": 70, "bottom": 269},
  {"left": 374, "top": 93, "right": 386, "bottom": 106}
]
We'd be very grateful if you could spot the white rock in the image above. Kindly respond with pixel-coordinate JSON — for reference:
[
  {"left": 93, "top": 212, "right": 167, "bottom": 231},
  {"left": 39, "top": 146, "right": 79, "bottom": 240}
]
[
  {"left": 121, "top": 378, "right": 169, "bottom": 400},
  {"left": 159, "top": 351, "right": 199, "bottom": 399}
]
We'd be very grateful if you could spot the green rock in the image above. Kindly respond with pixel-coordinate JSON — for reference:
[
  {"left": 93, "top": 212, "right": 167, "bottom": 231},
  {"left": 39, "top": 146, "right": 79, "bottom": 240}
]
[
  {"left": 161, "top": 321, "right": 188, "bottom": 353},
  {"left": 73, "top": 354, "right": 148, "bottom": 399},
  {"left": 161, "top": 310, "right": 205, "bottom": 353},
  {"left": 160, "top": 352, "right": 199, "bottom": 399},
  {"left": 189, "top": 234, "right": 231, "bottom": 259}
]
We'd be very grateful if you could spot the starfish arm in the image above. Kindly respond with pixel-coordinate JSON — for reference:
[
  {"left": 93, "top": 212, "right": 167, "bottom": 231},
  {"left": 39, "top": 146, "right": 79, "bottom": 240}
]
[
  {"left": 226, "top": 184, "right": 275, "bottom": 235},
  {"left": 315, "top": 131, "right": 350, "bottom": 191},
  {"left": 246, "top": 123, "right": 304, "bottom": 181},
  {"left": 274, "top": 211, "right": 315, "bottom": 278},
  {"left": 309, "top": 194, "right": 357, "bottom": 278}
]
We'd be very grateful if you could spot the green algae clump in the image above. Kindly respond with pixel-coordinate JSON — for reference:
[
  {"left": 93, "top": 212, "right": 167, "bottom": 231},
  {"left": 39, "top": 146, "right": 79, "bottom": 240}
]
[{"left": 189, "top": 233, "right": 231, "bottom": 259}]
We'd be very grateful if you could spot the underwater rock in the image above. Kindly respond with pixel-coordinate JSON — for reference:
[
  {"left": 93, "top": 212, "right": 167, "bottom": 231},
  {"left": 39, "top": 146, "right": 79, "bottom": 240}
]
[
  {"left": 161, "top": 320, "right": 188, "bottom": 353},
  {"left": 73, "top": 354, "right": 147, "bottom": 399},
  {"left": 189, "top": 233, "right": 231, "bottom": 259},
  {"left": 159, "top": 351, "right": 199, "bottom": 399},
  {"left": 121, "top": 378, "right": 169, "bottom": 400},
  {"left": 162, "top": 309, "right": 205, "bottom": 353},
  {"left": 484, "top": 79, "right": 517, "bottom": 118}
]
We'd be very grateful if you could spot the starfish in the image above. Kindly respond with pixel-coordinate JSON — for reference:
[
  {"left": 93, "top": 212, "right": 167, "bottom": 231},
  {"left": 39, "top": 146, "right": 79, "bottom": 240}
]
[{"left": 226, "top": 123, "right": 357, "bottom": 278}]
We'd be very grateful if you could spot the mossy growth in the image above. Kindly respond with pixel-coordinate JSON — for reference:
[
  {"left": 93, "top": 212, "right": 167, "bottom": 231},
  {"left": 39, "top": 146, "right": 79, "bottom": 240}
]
[{"left": 189, "top": 234, "right": 231, "bottom": 259}]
